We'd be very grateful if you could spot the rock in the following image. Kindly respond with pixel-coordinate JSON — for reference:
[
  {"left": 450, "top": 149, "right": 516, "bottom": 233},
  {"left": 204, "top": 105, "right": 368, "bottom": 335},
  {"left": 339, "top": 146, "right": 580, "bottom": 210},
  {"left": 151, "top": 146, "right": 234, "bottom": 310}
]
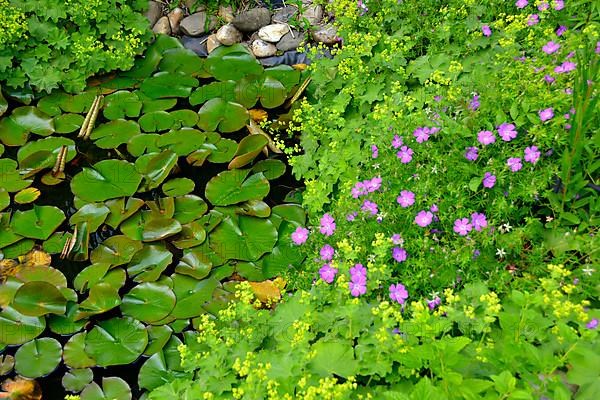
[
  {"left": 302, "top": 5, "right": 323, "bottom": 25},
  {"left": 153, "top": 16, "right": 171, "bottom": 35},
  {"left": 251, "top": 39, "right": 277, "bottom": 58},
  {"left": 311, "top": 24, "right": 338, "bottom": 44},
  {"left": 207, "top": 34, "right": 221, "bottom": 53},
  {"left": 145, "top": 1, "right": 162, "bottom": 26},
  {"left": 181, "top": 34, "right": 209, "bottom": 57},
  {"left": 218, "top": 5, "right": 235, "bottom": 23},
  {"left": 277, "top": 30, "right": 305, "bottom": 51},
  {"left": 232, "top": 8, "right": 272, "bottom": 32},
  {"left": 184, "top": 0, "right": 206, "bottom": 13},
  {"left": 258, "top": 24, "right": 289, "bottom": 43},
  {"left": 215, "top": 24, "right": 242, "bottom": 46},
  {"left": 180, "top": 12, "right": 218, "bottom": 36},
  {"left": 272, "top": 5, "right": 298, "bottom": 23},
  {"left": 168, "top": 7, "right": 184, "bottom": 34}
]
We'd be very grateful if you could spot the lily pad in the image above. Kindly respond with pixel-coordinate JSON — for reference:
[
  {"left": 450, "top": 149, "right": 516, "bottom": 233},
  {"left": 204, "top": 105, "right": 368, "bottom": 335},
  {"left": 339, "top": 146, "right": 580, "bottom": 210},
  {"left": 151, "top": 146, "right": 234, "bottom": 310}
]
[
  {"left": 15, "top": 265, "right": 67, "bottom": 287},
  {"left": 0, "top": 307, "right": 45, "bottom": 345},
  {"left": 73, "top": 263, "right": 111, "bottom": 292},
  {"left": 228, "top": 134, "right": 268, "bottom": 169},
  {"left": 71, "top": 160, "right": 142, "bottom": 202},
  {"left": 80, "top": 377, "right": 132, "bottom": 400},
  {"left": 205, "top": 169, "right": 269, "bottom": 206},
  {"left": 0, "top": 159, "right": 33, "bottom": 192},
  {"left": 70, "top": 203, "right": 110, "bottom": 232},
  {"left": 63, "top": 332, "right": 96, "bottom": 369},
  {"left": 127, "top": 133, "right": 161, "bottom": 157},
  {"left": 90, "top": 120, "right": 141, "bottom": 149},
  {"left": 170, "top": 109, "right": 199, "bottom": 128},
  {"left": 173, "top": 195, "right": 208, "bottom": 224},
  {"left": 170, "top": 274, "right": 218, "bottom": 319},
  {"left": 162, "top": 178, "right": 195, "bottom": 197},
  {"left": 135, "top": 150, "right": 178, "bottom": 191},
  {"left": 158, "top": 47, "right": 204, "bottom": 75},
  {"left": 138, "top": 336, "right": 192, "bottom": 391},
  {"left": 10, "top": 205, "right": 66, "bottom": 240},
  {"left": 0, "top": 188, "right": 9, "bottom": 211},
  {"left": 63, "top": 368, "right": 94, "bottom": 393},
  {"left": 0, "top": 116, "right": 28, "bottom": 146},
  {"left": 75, "top": 282, "right": 122, "bottom": 320},
  {"left": 210, "top": 215, "right": 278, "bottom": 261},
  {"left": 144, "top": 325, "right": 172, "bottom": 356},
  {"left": 128, "top": 244, "right": 173, "bottom": 283},
  {"left": 85, "top": 317, "right": 148, "bottom": 367},
  {"left": 14, "top": 338, "right": 62, "bottom": 378},
  {"left": 9, "top": 106, "right": 55, "bottom": 136},
  {"left": 121, "top": 282, "right": 176, "bottom": 323},
  {"left": 236, "top": 200, "right": 271, "bottom": 218},
  {"left": 252, "top": 159, "right": 286, "bottom": 180},
  {"left": 205, "top": 44, "right": 263, "bottom": 82},
  {"left": 197, "top": 98, "right": 248, "bottom": 133},
  {"left": 235, "top": 76, "right": 288, "bottom": 109},
  {"left": 14, "top": 187, "right": 41, "bottom": 204},
  {"left": 103, "top": 91, "right": 142, "bottom": 120},
  {"left": 139, "top": 111, "right": 174, "bottom": 132},
  {"left": 59, "top": 92, "right": 96, "bottom": 113},
  {"left": 207, "top": 138, "right": 238, "bottom": 163},
  {"left": 47, "top": 302, "right": 87, "bottom": 335},
  {"left": 12, "top": 281, "right": 67, "bottom": 317},
  {"left": 105, "top": 197, "right": 145, "bottom": 229},
  {"left": 0, "top": 354, "right": 14, "bottom": 375},
  {"left": 264, "top": 65, "right": 301, "bottom": 91},
  {"left": 90, "top": 235, "right": 143, "bottom": 266},
  {"left": 175, "top": 247, "right": 211, "bottom": 279},
  {"left": 189, "top": 81, "right": 236, "bottom": 106},
  {"left": 54, "top": 113, "right": 85, "bottom": 133},
  {"left": 172, "top": 221, "right": 206, "bottom": 249},
  {"left": 156, "top": 128, "right": 206, "bottom": 156},
  {"left": 140, "top": 72, "right": 199, "bottom": 99},
  {"left": 141, "top": 97, "right": 178, "bottom": 113}
]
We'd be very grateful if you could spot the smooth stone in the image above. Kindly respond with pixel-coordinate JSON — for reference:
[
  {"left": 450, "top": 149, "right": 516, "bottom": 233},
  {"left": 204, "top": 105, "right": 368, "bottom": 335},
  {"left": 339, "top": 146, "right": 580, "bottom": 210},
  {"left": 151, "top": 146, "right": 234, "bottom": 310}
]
[
  {"left": 257, "top": 23, "right": 289, "bottom": 43},
  {"left": 153, "top": 16, "right": 171, "bottom": 35},
  {"left": 218, "top": 5, "right": 235, "bottom": 23},
  {"left": 207, "top": 34, "right": 221, "bottom": 53},
  {"left": 215, "top": 24, "right": 243, "bottom": 46},
  {"left": 276, "top": 30, "right": 305, "bottom": 52},
  {"left": 251, "top": 39, "right": 277, "bottom": 58},
  {"left": 272, "top": 5, "right": 298, "bottom": 23},
  {"left": 180, "top": 12, "right": 218, "bottom": 36},
  {"left": 233, "top": 8, "right": 272, "bottom": 32},
  {"left": 302, "top": 4, "right": 323, "bottom": 25},
  {"left": 181, "top": 35, "right": 209, "bottom": 57},
  {"left": 168, "top": 7, "right": 184, "bottom": 34},
  {"left": 311, "top": 24, "right": 338, "bottom": 44},
  {"left": 184, "top": 0, "right": 206, "bottom": 13},
  {"left": 145, "top": 1, "right": 162, "bottom": 26}
]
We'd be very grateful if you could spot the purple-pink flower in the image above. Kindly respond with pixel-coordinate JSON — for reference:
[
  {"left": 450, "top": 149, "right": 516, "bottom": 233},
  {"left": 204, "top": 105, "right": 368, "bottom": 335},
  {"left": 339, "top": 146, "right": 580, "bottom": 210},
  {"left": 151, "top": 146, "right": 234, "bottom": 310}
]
[
  {"left": 497, "top": 123, "right": 518, "bottom": 141},
  {"left": 392, "top": 134, "right": 403, "bottom": 149},
  {"left": 483, "top": 172, "right": 496, "bottom": 188},
  {"left": 361, "top": 200, "right": 379, "bottom": 216},
  {"left": 538, "top": 1, "right": 549, "bottom": 11},
  {"left": 544, "top": 74, "right": 555, "bottom": 83},
  {"left": 596, "top": 41, "right": 600, "bottom": 54},
  {"left": 516, "top": 0, "right": 528, "bottom": 8},
  {"left": 482, "top": 25, "right": 492, "bottom": 37},
  {"left": 371, "top": 144, "right": 379, "bottom": 158},
  {"left": 555, "top": 61, "right": 576, "bottom": 74},
  {"left": 415, "top": 210, "right": 433, "bottom": 227},
  {"left": 587, "top": 318, "right": 599, "bottom": 329},
  {"left": 320, "top": 244, "right": 335, "bottom": 261},
  {"left": 527, "top": 14, "right": 539, "bottom": 26},
  {"left": 539, "top": 108, "right": 554, "bottom": 122},
  {"left": 397, "top": 146, "right": 414, "bottom": 163},
  {"left": 319, "top": 263, "right": 337, "bottom": 283},
  {"left": 392, "top": 247, "right": 407, "bottom": 263},
  {"left": 454, "top": 218, "right": 473, "bottom": 236},
  {"left": 428, "top": 296, "right": 441, "bottom": 310},
  {"left": 469, "top": 93, "right": 480, "bottom": 111},
  {"left": 291, "top": 226, "right": 309, "bottom": 245},
  {"left": 365, "top": 176, "right": 382, "bottom": 193},
  {"left": 349, "top": 280, "right": 366, "bottom": 297},
  {"left": 477, "top": 130, "right": 496, "bottom": 145},
  {"left": 350, "top": 263, "right": 367, "bottom": 280},
  {"left": 553, "top": 0, "right": 564, "bottom": 10},
  {"left": 391, "top": 234, "right": 403, "bottom": 245},
  {"left": 507, "top": 157, "right": 523, "bottom": 172},
  {"left": 346, "top": 211, "right": 358, "bottom": 221},
  {"left": 319, "top": 213, "right": 336, "bottom": 236},
  {"left": 397, "top": 190, "right": 415, "bottom": 208},
  {"left": 556, "top": 25, "right": 567, "bottom": 36},
  {"left": 389, "top": 283, "right": 409, "bottom": 304},
  {"left": 413, "top": 127, "right": 431, "bottom": 143},
  {"left": 524, "top": 146, "right": 541, "bottom": 164},
  {"left": 471, "top": 212, "right": 488, "bottom": 231},
  {"left": 465, "top": 146, "right": 479, "bottom": 161},
  {"left": 542, "top": 41, "right": 560, "bottom": 54}
]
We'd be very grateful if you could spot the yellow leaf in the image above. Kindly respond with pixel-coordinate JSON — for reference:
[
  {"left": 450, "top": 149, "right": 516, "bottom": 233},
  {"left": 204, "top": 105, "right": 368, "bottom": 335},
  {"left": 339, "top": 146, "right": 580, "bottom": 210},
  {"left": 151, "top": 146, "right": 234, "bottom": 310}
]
[{"left": 248, "top": 279, "right": 283, "bottom": 304}]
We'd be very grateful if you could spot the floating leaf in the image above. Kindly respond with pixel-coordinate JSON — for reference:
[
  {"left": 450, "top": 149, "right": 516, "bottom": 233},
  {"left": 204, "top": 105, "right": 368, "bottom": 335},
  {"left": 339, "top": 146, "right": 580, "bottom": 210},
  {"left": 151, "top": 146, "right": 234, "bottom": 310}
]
[
  {"left": 0, "top": 307, "right": 45, "bottom": 345},
  {"left": 90, "top": 235, "right": 143, "bottom": 266},
  {"left": 0, "top": 116, "right": 28, "bottom": 146},
  {"left": 47, "top": 301, "right": 87, "bottom": 335},
  {"left": 205, "top": 44, "right": 263, "bottom": 81},
  {"left": 172, "top": 221, "right": 206, "bottom": 249},
  {"left": 54, "top": 113, "right": 85, "bottom": 133},
  {"left": 251, "top": 159, "right": 286, "bottom": 180},
  {"left": 75, "top": 282, "right": 122, "bottom": 320},
  {"left": 73, "top": 263, "right": 111, "bottom": 292},
  {"left": 140, "top": 72, "right": 199, "bottom": 99},
  {"left": 170, "top": 274, "right": 218, "bottom": 319},
  {"left": 173, "top": 195, "right": 208, "bottom": 224},
  {"left": 16, "top": 265, "right": 66, "bottom": 286},
  {"left": 10, "top": 205, "right": 66, "bottom": 240},
  {"left": 103, "top": 91, "right": 142, "bottom": 120},
  {"left": 140, "top": 97, "right": 178, "bottom": 113},
  {"left": 135, "top": 150, "right": 178, "bottom": 192},
  {"left": 207, "top": 138, "right": 238, "bottom": 163},
  {"left": 0, "top": 354, "right": 14, "bottom": 375},
  {"left": 189, "top": 81, "right": 236, "bottom": 106},
  {"left": 175, "top": 247, "right": 211, "bottom": 278},
  {"left": 90, "top": 119, "right": 141, "bottom": 149},
  {"left": 138, "top": 337, "right": 192, "bottom": 391},
  {"left": 70, "top": 204, "right": 110, "bottom": 232},
  {"left": 235, "top": 76, "right": 287, "bottom": 109},
  {"left": 158, "top": 47, "right": 204, "bottom": 75},
  {"left": 0, "top": 188, "right": 8, "bottom": 212},
  {"left": 139, "top": 111, "right": 175, "bottom": 132},
  {"left": 62, "top": 368, "right": 94, "bottom": 393},
  {"left": 197, "top": 98, "right": 248, "bottom": 133},
  {"left": 85, "top": 317, "right": 148, "bottom": 367},
  {"left": 162, "top": 178, "right": 195, "bottom": 197},
  {"left": 236, "top": 200, "right": 271, "bottom": 218},
  {"left": 156, "top": 128, "right": 206, "bottom": 156},
  {"left": 14, "top": 338, "right": 62, "bottom": 378},
  {"left": 228, "top": 134, "right": 268, "bottom": 169},
  {"left": 144, "top": 325, "right": 172, "bottom": 356},
  {"left": 71, "top": 160, "right": 142, "bottom": 202},
  {"left": 14, "top": 188, "right": 41, "bottom": 204},
  {"left": 59, "top": 92, "right": 96, "bottom": 113},
  {"left": 264, "top": 65, "right": 301, "bottom": 91},
  {"left": 128, "top": 245, "right": 173, "bottom": 283},
  {"left": 9, "top": 106, "right": 55, "bottom": 136},
  {"left": 12, "top": 281, "right": 67, "bottom": 317},
  {"left": 0, "top": 159, "right": 32, "bottom": 192},
  {"left": 63, "top": 332, "right": 96, "bottom": 369},
  {"left": 105, "top": 197, "right": 145, "bottom": 229},
  {"left": 121, "top": 282, "right": 176, "bottom": 323},
  {"left": 205, "top": 169, "right": 269, "bottom": 206},
  {"left": 80, "top": 377, "right": 132, "bottom": 400},
  {"left": 210, "top": 215, "right": 277, "bottom": 261},
  {"left": 170, "top": 109, "right": 199, "bottom": 128}
]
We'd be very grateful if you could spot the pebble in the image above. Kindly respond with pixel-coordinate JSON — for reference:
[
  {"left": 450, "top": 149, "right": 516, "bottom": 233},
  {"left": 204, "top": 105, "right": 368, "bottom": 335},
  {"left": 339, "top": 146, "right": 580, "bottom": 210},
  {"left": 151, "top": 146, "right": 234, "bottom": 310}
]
[
  {"left": 272, "top": 5, "right": 298, "bottom": 23},
  {"left": 181, "top": 35, "right": 209, "bottom": 57},
  {"left": 152, "top": 16, "right": 171, "bottom": 35},
  {"left": 207, "top": 34, "right": 221, "bottom": 54},
  {"left": 215, "top": 24, "right": 242, "bottom": 46},
  {"left": 233, "top": 8, "right": 272, "bottom": 32},
  {"left": 167, "top": 7, "right": 184, "bottom": 34},
  {"left": 180, "top": 12, "right": 217, "bottom": 36},
  {"left": 258, "top": 24, "right": 289, "bottom": 43},
  {"left": 218, "top": 5, "right": 235, "bottom": 23},
  {"left": 145, "top": 1, "right": 162, "bottom": 26},
  {"left": 302, "top": 5, "right": 323, "bottom": 25},
  {"left": 277, "top": 30, "right": 305, "bottom": 52},
  {"left": 251, "top": 39, "right": 277, "bottom": 58},
  {"left": 311, "top": 24, "right": 338, "bottom": 44}
]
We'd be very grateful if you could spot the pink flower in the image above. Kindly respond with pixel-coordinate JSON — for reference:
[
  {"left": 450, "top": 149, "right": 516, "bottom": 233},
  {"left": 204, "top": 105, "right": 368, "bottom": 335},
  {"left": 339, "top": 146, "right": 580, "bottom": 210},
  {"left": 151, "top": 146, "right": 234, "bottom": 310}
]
[
  {"left": 483, "top": 172, "right": 496, "bottom": 188},
  {"left": 454, "top": 218, "right": 473, "bottom": 236},
  {"left": 371, "top": 144, "right": 379, "bottom": 158},
  {"left": 319, "top": 213, "right": 336, "bottom": 236},
  {"left": 482, "top": 25, "right": 492, "bottom": 37},
  {"left": 320, "top": 244, "right": 335, "bottom": 261},
  {"left": 361, "top": 200, "right": 378, "bottom": 215},
  {"left": 539, "top": 108, "right": 554, "bottom": 122},
  {"left": 465, "top": 146, "right": 479, "bottom": 161},
  {"left": 351, "top": 182, "right": 367, "bottom": 198},
  {"left": 538, "top": 1, "right": 549, "bottom": 11},
  {"left": 389, "top": 283, "right": 409, "bottom": 304},
  {"left": 392, "top": 134, "right": 403, "bottom": 148},
  {"left": 553, "top": 0, "right": 564, "bottom": 10},
  {"left": 524, "top": 146, "right": 541, "bottom": 163},
  {"left": 527, "top": 14, "right": 539, "bottom": 26},
  {"left": 544, "top": 74, "right": 555, "bottom": 83},
  {"left": 392, "top": 247, "right": 407, "bottom": 262},
  {"left": 587, "top": 318, "right": 599, "bottom": 329},
  {"left": 556, "top": 25, "right": 567, "bottom": 36},
  {"left": 497, "top": 123, "right": 518, "bottom": 141},
  {"left": 291, "top": 226, "right": 309, "bottom": 245},
  {"left": 542, "top": 41, "right": 560, "bottom": 54},
  {"left": 477, "top": 130, "right": 496, "bottom": 145},
  {"left": 555, "top": 61, "right": 576, "bottom": 74},
  {"left": 413, "top": 127, "right": 431, "bottom": 143},
  {"left": 471, "top": 212, "right": 488, "bottom": 231},
  {"left": 349, "top": 280, "right": 366, "bottom": 297},
  {"left": 396, "top": 190, "right": 415, "bottom": 207},
  {"left": 415, "top": 210, "right": 433, "bottom": 227},
  {"left": 350, "top": 263, "right": 367, "bottom": 280},
  {"left": 319, "top": 264, "right": 337, "bottom": 283},
  {"left": 365, "top": 176, "right": 382, "bottom": 193},
  {"left": 397, "top": 146, "right": 414, "bottom": 163},
  {"left": 507, "top": 157, "right": 523, "bottom": 172},
  {"left": 391, "top": 234, "right": 403, "bottom": 245},
  {"left": 346, "top": 212, "right": 358, "bottom": 221},
  {"left": 515, "top": 0, "right": 528, "bottom": 8}
]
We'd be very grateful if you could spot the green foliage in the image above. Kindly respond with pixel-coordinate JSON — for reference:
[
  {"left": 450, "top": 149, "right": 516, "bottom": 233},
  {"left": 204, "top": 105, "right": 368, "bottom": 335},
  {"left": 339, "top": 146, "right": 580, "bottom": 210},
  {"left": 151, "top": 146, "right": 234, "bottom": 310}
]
[{"left": 0, "top": 0, "right": 152, "bottom": 93}]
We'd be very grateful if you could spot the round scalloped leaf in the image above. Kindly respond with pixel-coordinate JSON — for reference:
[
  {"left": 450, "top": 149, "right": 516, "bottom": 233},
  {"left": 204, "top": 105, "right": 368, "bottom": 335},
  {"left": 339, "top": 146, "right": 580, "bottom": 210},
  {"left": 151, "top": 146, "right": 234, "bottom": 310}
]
[
  {"left": 0, "top": 159, "right": 33, "bottom": 192},
  {"left": 205, "top": 169, "right": 269, "bottom": 206},
  {"left": 138, "top": 336, "right": 192, "bottom": 391},
  {"left": 10, "top": 205, "right": 66, "bottom": 240},
  {"left": 139, "top": 111, "right": 175, "bottom": 132},
  {"left": 90, "top": 235, "right": 143, "bottom": 266},
  {"left": 14, "top": 338, "right": 62, "bottom": 378},
  {"left": 143, "top": 217, "right": 182, "bottom": 242},
  {"left": 80, "top": 377, "right": 132, "bottom": 400},
  {"left": 85, "top": 317, "right": 148, "bottom": 367},
  {"left": 63, "top": 332, "right": 96, "bottom": 369},
  {"left": 210, "top": 215, "right": 277, "bottom": 261},
  {"left": 158, "top": 47, "right": 204, "bottom": 75},
  {"left": 205, "top": 44, "right": 263, "bottom": 81},
  {"left": 228, "top": 134, "right": 268, "bottom": 170},
  {"left": 90, "top": 120, "right": 141, "bottom": 149},
  {"left": 12, "top": 281, "right": 67, "bottom": 317},
  {"left": 170, "top": 109, "right": 199, "bottom": 129},
  {"left": 54, "top": 113, "right": 85, "bottom": 133},
  {"left": 103, "top": 91, "right": 142, "bottom": 120},
  {"left": 197, "top": 98, "right": 248, "bottom": 133},
  {"left": 0, "top": 307, "right": 45, "bottom": 345},
  {"left": 14, "top": 187, "right": 41, "bottom": 204},
  {"left": 71, "top": 160, "right": 142, "bottom": 202},
  {"left": 140, "top": 72, "right": 199, "bottom": 99},
  {"left": 189, "top": 81, "right": 236, "bottom": 106},
  {"left": 121, "top": 282, "right": 176, "bottom": 323},
  {"left": 169, "top": 274, "right": 218, "bottom": 319},
  {"left": 251, "top": 159, "right": 286, "bottom": 180},
  {"left": 135, "top": 150, "right": 178, "bottom": 192},
  {"left": 162, "top": 178, "right": 195, "bottom": 197},
  {"left": 0, "top": 116, "right": 28, "bottom": 146},
  {"left": 127, "top": 244, "right": 173, "bottom": 283},
  {"left": 10, "top": 106, "right": 55, "bottom": 136},
  {"left": 62, "top": 368, "right": 94, "bottom": 393},
  {"left": 173, "top": 195, "right": 208, "bottom": 224},
  {"left": 144, "top": 325, "right": 172, "bottom": 356}
]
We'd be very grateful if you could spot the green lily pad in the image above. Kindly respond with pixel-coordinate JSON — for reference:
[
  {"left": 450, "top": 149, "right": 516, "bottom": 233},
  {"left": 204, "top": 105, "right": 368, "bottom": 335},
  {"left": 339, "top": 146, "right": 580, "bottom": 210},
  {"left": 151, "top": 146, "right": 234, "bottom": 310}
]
[
  {"left": 17, "top": 136, "right": 76, "bottom": 171},
  {"left": 0, "top": 277, "right": 21, "bottom": 307},
  {"left": 135, "top": 150, "right": 178, "bottom": 191},
  {"left": 105, "top": 197, "right": 145, "bottom": 229},
  {"left": 173, "top": 195, "right": 208, "bottom": 224},
  {"left": 158, "top": 47, "right": 204, "bottom": 75},
  {"left": 14, "top": 187, "right": 41, "bottom": 204},
  {"left": 90, "top": 119, "right": 141, "bottom": 149},
  {"left": 103, "top": 91, "right": 142, "bottom": 120},
  {"left": 189, "top": 81, "right": 236, "bottom": 106},
  {"left": 70, "top": 203, "right": 110, "bottom": 232},
  {"left": 80, "top": 377, "right": 132, "bottom": 400},
  {"left": 143, "top": 217, "right": 182, "bottom": 242},
  {"left": 0, "top": 116, "right": 28, "bottom": 146},
  {"left": 236, "top": 200, "right": 271, "bottom": 217},
  {"left": 14, "top": 338, "right": 62, "bottom": 378},
  {"left": 235, "top": 76, "right": 288, "bottom": 109},
  {"left": 146, "top": 197, "right": 175, "bottom": 218},
  {"left": 141, "top": 97, "right": 178, "bottom": 113},
  {"left": 121, "top": 282, "right": 176, "bottom": 323},
  {"left": 75, "top": 282, "right": 122, "bottom": 320},
  {"left": 9, "top": 106, "right": 55, "bottom": 136},
  {"left": 172, "top": 221, "right": 206, "bottom": 249},
  {"left": 264, "top": 65, "right": 301, "bottom": 91},
  {"left": 228, "top": 134, "right": 268, "bottom": 169},
  {"left": 90, "top": 235, "right": 143, "bottom": 266},
  {"left": 175, "top": 247, "right": 211, "bottom": 279},
  {"left": 54, "top": 113, "right": 85, "bottom": 133},
  {"left": 15, "top": 265, "right": 67, "bottom": 287},
  {"left": 42, "top": 231, "right": 71, "bottom": 254},
  {"left": 48, "top": 301, "right": 87, "bottom": 335},
  {"left": 169, "top": 274, "right": 218, "bottom": 319},
  {"left": 0, "top": 159, "right": 32, "bottom": 192},
  {"left": 59, "top": 92, "right": 96, "bottom": 113},
  {"left": 139, "top": 111, "right": 175, "bottom": 132},
  {"left": 12, "top": 281, "right": 67, "bottom": 317},
  {"left": 63, "top": 332, "right": 96, "bottom": 369},
  {"left": 36, "top": 92, "right": 68, "bottom": 116},
  {"left": 0, "top": 188, "right": 9, "bottom": 211},
  {"left": 208, "top": 138, "right": 240, "bottom": 163},
  {"left": 138, "top": 336, "right": 192, "bottom": 391},
  {"left": 85, "top": 317, "right": 148, "bottom": 367},
  {"left": 144, "top": 325, "right": 172, "bottom": 356},
  {"left": 0, "top": 306, "right": 46, "bottom": 345},
  {"left": 262, "top": 221, "right": 306, "bottom": 278},
  {"left": 127, "top": 133, "right": 161, "bottom": 157},
  {"left": 272, "top": 204, "right": 306, "bottom": 225},
  {"left": 156, "top": 128, "right": 206, "bottom": 156},
  {"left": 162, "top": 178, "right": 195, "bottom": 197},
  {"left": 10, "top": 205, "right": 66, "bottom": 240},
  {"left": 197, "top": 98, "right": 248, "bottom": 133},
  {"left": 1, "top": 238, "right": 35, "bottom": 258},
  {"left": 210, "top": 215, "right": 277, "bottom": 261},
  {"left": 0, "top": 87, "right": 7, "bottom": 116},
  {"left": 127, "top": 244, "right": 173, "bottom": 283},
  {"left": 170, "top": 109, "right": 199, "bottom": 129},
  {"left": 205, "top": 169, "right": 269, "bottom": 206},
  {"left": 73, "top": 263, "right": 111, "bottom": 292},
  {"left": 71, "top": 160, "right": 142, "bottom": 202},
  {"left": 205, "top": 44, "right": 263, "bottom": 82},
  {"left": 63, "top": 368, "right": 94, "bottom": 393},
  {"left": 140, "top": 72, "right": 199, "bottom": 99},
  {"left": 252, "top": 159, "right": 286, "bottom": 180}
]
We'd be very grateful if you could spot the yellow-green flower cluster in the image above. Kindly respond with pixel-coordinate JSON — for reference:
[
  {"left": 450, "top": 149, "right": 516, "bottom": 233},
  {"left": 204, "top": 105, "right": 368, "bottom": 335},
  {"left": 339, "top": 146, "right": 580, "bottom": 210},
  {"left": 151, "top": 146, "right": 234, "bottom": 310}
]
[{"left": 0, "top": 0, "right": 26, "bottom": 47}]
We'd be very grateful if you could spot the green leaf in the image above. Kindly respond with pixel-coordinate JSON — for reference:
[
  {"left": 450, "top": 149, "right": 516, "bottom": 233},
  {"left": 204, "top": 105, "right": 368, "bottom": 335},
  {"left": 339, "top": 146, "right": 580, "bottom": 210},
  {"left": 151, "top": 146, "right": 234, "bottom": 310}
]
[
  {"left": 0, "top": 159, "right": 32, "bottom": 192},
  {"left": 210, "top": 215, "right": 277, "bottom": 261},
  {"left": 206, "top": 169, "right": 269, "bottom": 206},
  {"left": 85, "top": 317, "right": 148, "bottom": 367},
  {"left": 75, "top": 282, "right": 122, "bottom": 320},
  {"left": 53, "top": 113, "right": 85, "bottom": 133},
  {"left": 90, "top": 119, "right": 141, "bottom": 149},
  {"left": 139, "top": 111, "right": 175, "bottom": 132},
  {"left": 62, "top": 368, "right": 94, "bottom": 393},
  {"left": 80, "top": 377, "right": 132, "bottom": 400},
  {"left": 15, "top": 338, "right": 62, "bottom": 378},
  {"left": 162, "top": 178, "right": 195, "bottom": 197},
  {"left": 71, "top": 160, "right": 142, "bottom": 202},
  {"left": 309, "top": 340, "right": 358, "bottom": 378},
  {"left": 158, "top": 48, "right": 204, "bottom": 75},
  {"left": 63, "top": 332, "right": 96, "bottom": 369},
  {"left": 205, "top": 44, "right": 263, "bottom": 81},
  {"left": 0, "top": 117, "right": 28, "bottom": 146},
  {"left": 105, "top": 197, "right": 145, "bottom": 229},
  {"left": 121, "top": 282, "right": 176, "bottom": 323},
  {"left": 9, "top": 106, "right": 55, "bottom": 136},
  {"left": 228, "top": 134, "right": 268, "bottom": 170},
  {"left": 170, "top": 274, "right": 218, "bottom": 319},
  {"left": 90, "top": 235, "right": 143, "bottom": 266},
  {"left": 0, "top": 307, "right": 46, "bottom": 345},
  {"left": 135, "top": 150, "right": 179, "bottom": 192},
  {"left": 173, "top": 195, "right": 208, "bottom": 224},
  {"left": 197, "top": 98, "right": 248, "bottom": 133},
  {"left": 10, "top": 205, "right": 66, "bottom": 240},
  {"left": 12, "top": 281, "right": 67, "bottom": 316},
  {"left": 251, "top": 159, "right": 286, "bottom": 180},
  {"left": 70, "top": 203, "right": 110, "bottom": 232},
  {"left": 140, "top": 72, "right": 199, "bottom": 99},
  {"left": 103, "top": 91, "right": 142, "bottom": 120},
  {"left": 189, "top": 81, "right": 236, "bottom": 105},
  {"left": 127, "top": 245, "right": 173, "bottom": 283}
]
